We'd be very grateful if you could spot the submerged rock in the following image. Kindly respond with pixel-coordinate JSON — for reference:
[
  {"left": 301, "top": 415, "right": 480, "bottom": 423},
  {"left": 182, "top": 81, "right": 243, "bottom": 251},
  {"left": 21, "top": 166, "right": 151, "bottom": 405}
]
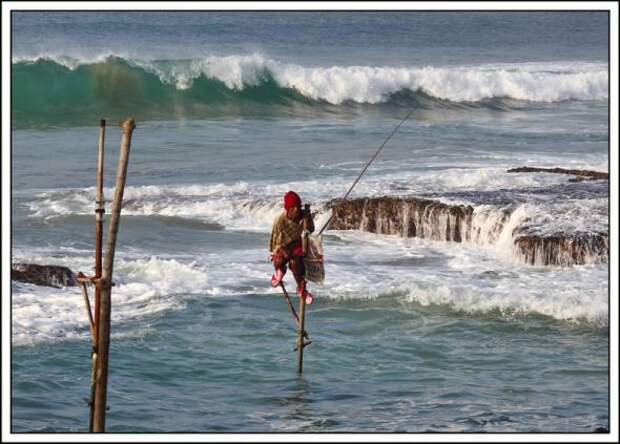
[
  {"left": 11, "top": 263, "right": 77, "bottom": 288},
  {"left": 327, "top": 196, "right": 608, "bottom": 267}
]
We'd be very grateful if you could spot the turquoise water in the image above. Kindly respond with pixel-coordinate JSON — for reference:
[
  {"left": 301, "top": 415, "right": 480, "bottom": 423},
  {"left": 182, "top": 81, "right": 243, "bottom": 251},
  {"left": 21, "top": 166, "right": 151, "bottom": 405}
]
[{"left": 10, "top": 11, "right": 609, "bottom": 433}]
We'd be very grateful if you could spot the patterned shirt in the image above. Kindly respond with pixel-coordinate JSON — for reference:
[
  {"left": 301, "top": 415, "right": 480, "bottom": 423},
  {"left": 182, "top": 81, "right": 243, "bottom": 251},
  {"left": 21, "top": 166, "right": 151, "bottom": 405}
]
[{"left": 269, "top": 211, "right": 304, "bottom": 253}]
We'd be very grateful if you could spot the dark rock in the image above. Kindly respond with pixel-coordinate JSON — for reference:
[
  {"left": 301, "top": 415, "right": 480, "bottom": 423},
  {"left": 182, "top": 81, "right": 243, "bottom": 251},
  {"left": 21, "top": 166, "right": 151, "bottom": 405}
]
[
  {"left": 11, "top": 263, "right": 77, "bottom": 288},
  {"left": 593, "top": 427, "right": 608, "bottom": 433},
  {"left": 507, "top": 166, "right": 608, "bottom": 181}
]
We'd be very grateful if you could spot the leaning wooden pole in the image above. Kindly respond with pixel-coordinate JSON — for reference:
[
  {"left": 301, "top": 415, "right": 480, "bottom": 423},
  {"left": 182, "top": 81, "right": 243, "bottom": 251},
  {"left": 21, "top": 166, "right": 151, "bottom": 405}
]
[
  {"left": 280, "top": 282, "right": 300, "bottom": 325},
  {"left": 79, "top": 281, "right": 96, "bottom": 341},
  {"left": 89, "top": 118, "right": 106, "bottom": 432},
  {"left": 92, "top": 118, "right": 135, "bottom": 432}
]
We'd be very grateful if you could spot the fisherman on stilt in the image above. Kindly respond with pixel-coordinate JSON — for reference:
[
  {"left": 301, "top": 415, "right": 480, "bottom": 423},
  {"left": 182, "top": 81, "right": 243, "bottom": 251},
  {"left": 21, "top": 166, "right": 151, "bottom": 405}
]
[{"left": 270, "top": 191, "right": 315, "bottom": 304}]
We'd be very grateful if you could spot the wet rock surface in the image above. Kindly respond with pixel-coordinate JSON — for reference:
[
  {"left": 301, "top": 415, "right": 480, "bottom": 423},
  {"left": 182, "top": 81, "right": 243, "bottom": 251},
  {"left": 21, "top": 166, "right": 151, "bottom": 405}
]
[
  {"left": 513, "top": 231, "right": 608, "bottom": 266},
  {"left": 11, "top": 263, "right": 77, "bottom": 288},
  {"left": 328, "top": 196, "right": 475, "bottom": 242}
]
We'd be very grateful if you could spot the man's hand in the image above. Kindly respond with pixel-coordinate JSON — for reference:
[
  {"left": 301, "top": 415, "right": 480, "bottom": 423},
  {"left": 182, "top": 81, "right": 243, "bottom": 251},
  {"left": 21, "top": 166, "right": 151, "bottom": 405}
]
[{"left": 303, "top": 204, "right": 315, "bottom": 233}]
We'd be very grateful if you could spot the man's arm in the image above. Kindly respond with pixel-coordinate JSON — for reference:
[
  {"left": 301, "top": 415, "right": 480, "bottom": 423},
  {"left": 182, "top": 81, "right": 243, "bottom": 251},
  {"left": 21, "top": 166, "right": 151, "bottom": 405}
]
[
  {"left": 270, "top": 213, "right": 284, "bottom": 253},
  {"left": 270, "top": 212, "right": 297, "bottom": 254}
]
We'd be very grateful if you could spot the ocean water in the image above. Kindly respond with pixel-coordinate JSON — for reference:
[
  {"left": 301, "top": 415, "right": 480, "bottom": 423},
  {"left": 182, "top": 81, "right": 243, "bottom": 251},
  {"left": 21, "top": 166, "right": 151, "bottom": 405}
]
[{"left": 10, "top": 11, "right": 609, "bottom": 433}]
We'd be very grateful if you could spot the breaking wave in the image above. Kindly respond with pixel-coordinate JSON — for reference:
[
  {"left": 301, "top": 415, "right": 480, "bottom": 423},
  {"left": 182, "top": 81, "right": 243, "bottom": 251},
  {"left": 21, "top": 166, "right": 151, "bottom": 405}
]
[{"left": 12, "top": 54, "right": 608, "bottom": 127}]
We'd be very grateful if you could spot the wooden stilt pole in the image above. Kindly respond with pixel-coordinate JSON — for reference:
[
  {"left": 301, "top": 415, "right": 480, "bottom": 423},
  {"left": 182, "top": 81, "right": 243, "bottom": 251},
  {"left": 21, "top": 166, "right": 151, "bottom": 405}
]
[
  {"left": 297, "top": 207, "right": 311, "bottom": 374},
  {"left": 296, "top": 294, "right": 307, "bottom": 374},
  {"left": 89, "top": 118, "right": 106, "bottom": 432},
  {"left": 92, "top": 118, "right": 135, "bottom": 433}
]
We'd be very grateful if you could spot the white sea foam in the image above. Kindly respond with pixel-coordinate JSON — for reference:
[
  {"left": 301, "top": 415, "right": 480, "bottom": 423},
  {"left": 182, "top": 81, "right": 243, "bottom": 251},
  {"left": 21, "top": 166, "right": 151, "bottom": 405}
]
[
  {"left": 11, "top": 226, "right": 608, "bottom": 347},
  {"left": 401, "top": 278, "right": 607, "bottom": 323},
  {"left": 11, "top": 244, "right": 288, "bottom": 346},
  {"left": 320, "top": 232, "right": 608, "bottom": 324},
  {"left": 11, "top": 256, "right": 213, "bottom": 346},
  {"left": 12, "top": 54, "right": 88, "bottom": 70}
]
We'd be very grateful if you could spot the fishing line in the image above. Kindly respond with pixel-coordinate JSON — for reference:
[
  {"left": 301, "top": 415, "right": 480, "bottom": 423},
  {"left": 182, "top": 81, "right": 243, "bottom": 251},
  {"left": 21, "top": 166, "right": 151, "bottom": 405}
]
[{"left": 317, "top": 110, "right": 414, "bottom": 235}]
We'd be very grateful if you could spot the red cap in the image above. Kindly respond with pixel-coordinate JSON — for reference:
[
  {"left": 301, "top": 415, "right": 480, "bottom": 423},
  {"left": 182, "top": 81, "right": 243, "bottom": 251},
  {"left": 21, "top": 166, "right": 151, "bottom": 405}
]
[{"left": 283, "top": 191, "right": 301, "bottom": 210}]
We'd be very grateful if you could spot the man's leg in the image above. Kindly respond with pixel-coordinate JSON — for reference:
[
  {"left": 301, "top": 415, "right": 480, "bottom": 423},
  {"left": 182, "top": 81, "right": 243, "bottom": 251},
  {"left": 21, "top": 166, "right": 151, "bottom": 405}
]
[
  {"left": 290, "top": 256, "right": 313, "bottom": 304},
  {"left": 289, "top": 256, "right": 305, "bottom": 287},
  {"left": 270, "top": 249, "right": 288, "bottom": 287}
]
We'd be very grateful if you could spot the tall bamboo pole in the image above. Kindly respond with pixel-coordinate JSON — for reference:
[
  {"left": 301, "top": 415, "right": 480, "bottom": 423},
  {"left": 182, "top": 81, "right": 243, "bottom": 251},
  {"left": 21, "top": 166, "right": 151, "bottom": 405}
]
[
  {"left": 92, "top": 118, "right": 135, "bottom": 432},
  {"left": 95, "top": 119, "right": 106, "bottom": 340},
  {"left": 89, "top": 118, "right": 106, "bottom": 431}
]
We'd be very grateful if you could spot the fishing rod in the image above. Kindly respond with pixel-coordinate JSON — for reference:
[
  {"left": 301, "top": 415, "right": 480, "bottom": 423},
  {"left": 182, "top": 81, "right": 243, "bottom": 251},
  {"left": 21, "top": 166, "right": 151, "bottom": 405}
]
[{"left": 317, "top": 110, "right": 414, "bottom": 236}]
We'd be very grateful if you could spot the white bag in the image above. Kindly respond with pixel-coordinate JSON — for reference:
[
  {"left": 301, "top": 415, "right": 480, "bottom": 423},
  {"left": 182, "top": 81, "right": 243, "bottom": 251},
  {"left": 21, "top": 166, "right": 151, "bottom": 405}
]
[{"left": 304, "top": 234, "right": 325, "bottom": 284}]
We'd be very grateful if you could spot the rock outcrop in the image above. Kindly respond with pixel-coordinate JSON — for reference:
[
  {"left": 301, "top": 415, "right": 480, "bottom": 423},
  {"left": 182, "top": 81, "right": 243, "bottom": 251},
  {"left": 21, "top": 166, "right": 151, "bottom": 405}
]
[
  {"left": 507, "top": 166, "right": 608, "bottom": 181},
  {"left": 327, "top": 197, "right": 608, "bottom": 266},
  {"left": 11, "top": 263, "right": 77, "bottom": 288},
  {"left": 328, "top": 196, "right": 477, "bottom": 242}
]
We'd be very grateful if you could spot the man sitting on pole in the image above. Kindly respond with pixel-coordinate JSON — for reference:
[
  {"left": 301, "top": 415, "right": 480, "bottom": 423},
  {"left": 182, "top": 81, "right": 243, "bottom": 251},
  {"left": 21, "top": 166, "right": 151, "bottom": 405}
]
[{"left": 270, "top": 191, "right": 315, "bottom": 304}]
